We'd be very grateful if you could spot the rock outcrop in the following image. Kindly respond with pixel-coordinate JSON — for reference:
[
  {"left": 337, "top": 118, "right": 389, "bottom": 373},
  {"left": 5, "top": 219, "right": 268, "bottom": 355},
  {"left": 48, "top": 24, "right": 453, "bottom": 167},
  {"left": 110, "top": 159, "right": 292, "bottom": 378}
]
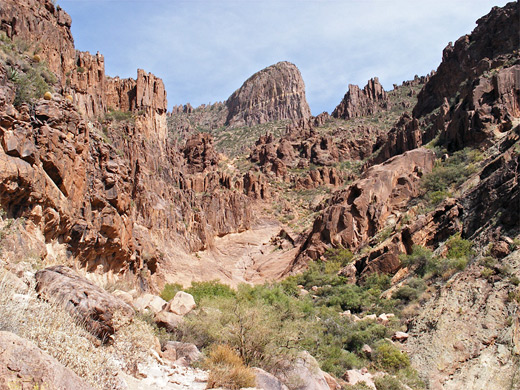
[
  {"left": 225, "top": 61, "right": 311, "bottom": 127},
  {"left": 35, "top": 266, "right": 134, "bottom": 340},
  {"left": 291, "top": 148, "right": 435, "bottom": 270},
  {"left": 406, "top": 251, "right": 520, "bottom": 389},
  {"left": 332, "top": 78, "right": 389, "bottom": 119},
  {"left": 371, "top": 1, "right": 520, "bottom": 164},
  {"left": 0, "top": 331, "right": 96, "bottom": 390}
]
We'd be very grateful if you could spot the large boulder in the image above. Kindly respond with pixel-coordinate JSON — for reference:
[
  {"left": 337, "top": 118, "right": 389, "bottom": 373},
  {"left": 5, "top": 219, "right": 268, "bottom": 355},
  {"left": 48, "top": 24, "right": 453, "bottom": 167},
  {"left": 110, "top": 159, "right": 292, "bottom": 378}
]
[
  {"left": 35, "top": 266, "right": 134, "bottom": 340},
  {"left": 253, "top": 367, "right": 289, "bottom": 390},
  {"left": 276, "top": 351, "right": 331, "bottom": 390},
  {"left": 0, "top": 331, "right": 95, "bottom": 390},
  {"left": 161, "top": 341, "right": 201, "bottom": 366},
  {"left": 164, "top": 291, "right": 196, "bottom": 316},
  {"left": 132, "top": 293, "right": 167, "bottom": 314}
]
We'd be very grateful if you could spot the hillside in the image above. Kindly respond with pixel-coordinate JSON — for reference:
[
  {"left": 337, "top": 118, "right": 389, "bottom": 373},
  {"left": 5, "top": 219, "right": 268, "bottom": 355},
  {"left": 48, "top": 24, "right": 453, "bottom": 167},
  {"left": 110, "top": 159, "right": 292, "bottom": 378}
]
[{"left": 0, "top": 1, "right": 519, "bottom": 390}]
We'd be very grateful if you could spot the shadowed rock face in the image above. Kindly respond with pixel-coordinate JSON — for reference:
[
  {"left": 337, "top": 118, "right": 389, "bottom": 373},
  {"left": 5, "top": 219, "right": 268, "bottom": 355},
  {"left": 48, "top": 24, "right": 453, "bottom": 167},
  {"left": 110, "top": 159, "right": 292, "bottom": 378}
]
[
  {"left": 332, "top": 77, "right": 389, "bottom": 119},
  {"left": 370, "top": 1, "right": 520, "bottom": 164},
  {"left": 413, "top": 2, "right": 520, "bottom": 119},
  {"left": 225, "top": 61, "right": 311, "bottom": 127}
]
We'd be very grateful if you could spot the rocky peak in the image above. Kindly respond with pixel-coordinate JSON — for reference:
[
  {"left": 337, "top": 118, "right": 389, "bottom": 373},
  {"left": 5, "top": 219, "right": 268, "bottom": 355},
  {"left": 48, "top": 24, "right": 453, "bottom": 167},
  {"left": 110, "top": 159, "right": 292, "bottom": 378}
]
[
  {"left": 225, "top": 61, "right": 311, "bottom": 127},
  {"left": 332, "top": 77, "right": 389, "bottom": 119},
  {"left": 413, "top": 1, "right": 520, "bottom": 118}
]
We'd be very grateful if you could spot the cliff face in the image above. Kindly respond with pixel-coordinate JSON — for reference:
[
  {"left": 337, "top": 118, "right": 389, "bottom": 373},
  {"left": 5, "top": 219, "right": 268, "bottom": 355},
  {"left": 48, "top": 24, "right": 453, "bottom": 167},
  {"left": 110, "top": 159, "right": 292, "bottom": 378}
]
[
  {"left": 332, "top": 77, "right": 389, "bottom": 119},
  {"left": 370, "top": 1, "right": 520, "bottom": 163},
  {"left": 0, "top": 0, "right": 264, "bottom": 289},
  {"left": 225, "top": 61, "right": 311, "bottom": 127}
]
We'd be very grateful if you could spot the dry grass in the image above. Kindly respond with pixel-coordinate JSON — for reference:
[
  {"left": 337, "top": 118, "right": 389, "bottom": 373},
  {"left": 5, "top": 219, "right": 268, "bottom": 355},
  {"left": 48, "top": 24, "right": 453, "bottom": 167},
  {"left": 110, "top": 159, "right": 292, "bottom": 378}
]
[
  {"left": 205, "top": 344, "right": 256, "bottom": 390},
  {"left": 0, "top": 269, "right": 124, "bottom": 389}
]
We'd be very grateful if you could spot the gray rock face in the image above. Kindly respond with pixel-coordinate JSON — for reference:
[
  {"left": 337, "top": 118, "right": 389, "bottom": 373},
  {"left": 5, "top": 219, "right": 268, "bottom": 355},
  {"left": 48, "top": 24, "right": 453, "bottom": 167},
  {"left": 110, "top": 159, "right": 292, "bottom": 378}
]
[
  {"left": 0, "top": 331, "right": 95, "bottom": 390},
  {"left": 406, "top": 251, "right": 520, "bottom": 389},
  {"left": 35, "top": 265, "right": 134, "bottom": 341},
  {"left": 225, "top": 61, "right": 311, "bottom": 127}
]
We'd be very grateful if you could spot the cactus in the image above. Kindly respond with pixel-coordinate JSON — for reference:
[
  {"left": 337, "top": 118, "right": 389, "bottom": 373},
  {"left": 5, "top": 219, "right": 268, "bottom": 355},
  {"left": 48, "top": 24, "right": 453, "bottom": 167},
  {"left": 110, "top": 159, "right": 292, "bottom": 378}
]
[
  {"left": 33, "top": 54, "right": 41, "bottom": 63},
  {"left": 43, "top": 91, "right": 52, "bottom": 100}
]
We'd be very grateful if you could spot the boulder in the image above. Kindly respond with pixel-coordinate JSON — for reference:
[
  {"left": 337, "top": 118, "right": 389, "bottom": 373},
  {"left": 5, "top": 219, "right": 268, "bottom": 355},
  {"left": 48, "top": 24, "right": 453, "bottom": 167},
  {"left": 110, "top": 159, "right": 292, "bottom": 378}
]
[
  {"left": 112, "top": 289, "right": 134, "bottom": 306},
  {"left": 35, "top": 266, "right": 134, "bottom": 340},
  {"left": 154, "top": 311, "right": 184, "bottom": 332},
  {"left": 276, "top": 351, "right": 330, "bottom": 390},
  {"left": 0, "top": 331, "right": 95, "bottom": 390},
  {"left": 133, "top": 293, "right": 167, "bottom": 314},
  {"left": 289, "top": 148, "right": 436, "bottom": 273},
  {"left": 392, "top": 331, "right": 409, "bottom": 342},
  {"left": 161, "top": 341, "right": 201, "bottom": 365},
  {"left": 165, "top": 291, "right": 196, "bottom": 316},
  {"left": 253, "top": 367, "right": 289, "bottom": 390},
  {"left": 342, "top": 369, "right": 376, "bottom": 389}
]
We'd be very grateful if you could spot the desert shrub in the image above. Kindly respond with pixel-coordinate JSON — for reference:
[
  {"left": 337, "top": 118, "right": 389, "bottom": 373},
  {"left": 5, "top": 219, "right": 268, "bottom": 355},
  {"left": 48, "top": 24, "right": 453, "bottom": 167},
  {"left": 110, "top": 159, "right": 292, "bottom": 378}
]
[
  {"left": 320, "top": 283, "right": 363, "bottom": 312},
  {"left": 324, "top": 247, "right": 354, "bottom": 267},
  {"left": 393, "top": 278, "right": 426, "bottom": 303},
  {"left": 344, "top": 322, "right": 389, "bottom": 352},
  {"left": 12, "top": 66, "right": 54, "bottom": 106},
  {"left": 446, "top": 234, "right": 474, "bottom": 260},
  {"left": 400, "top": 245, "right": 436, "bottom": 277},
  {"left": 319, "top": 347, "right": 363, "bottom": 377},
  {"left": 186, "top": 280, "right": 236, "bottom": 303},
  {"left": 204, "top": 345, "right": 256, "bottom": 390},
  {"left": 105, "top": 108, "right": 134, "bottom": 122},
  {"left": 374, "top": 375, "right": 405, "bottom": 390},
  {"left": 373, "top": 341, "right": 410, "bottom": 372},
  {"left": 426, "top": 190, "right": 450, "bottom": 206},
  {"left": 160, "top": 282, "right": 183, "bottom": 302},
  {"left": 422, "top": 148, "right": 482, "bottom": 200},
  {"left": 364, "top": 273, "right": 392, "bottom": 291}
]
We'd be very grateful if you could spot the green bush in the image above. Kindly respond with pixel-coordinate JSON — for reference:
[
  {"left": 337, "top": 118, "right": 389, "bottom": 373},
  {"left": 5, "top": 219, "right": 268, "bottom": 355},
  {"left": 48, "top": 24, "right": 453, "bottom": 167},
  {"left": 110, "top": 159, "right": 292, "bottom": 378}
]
[
  {"left": 105, "top": 108, "right": 134, "bottom": 122},
  {"left": 160, "top": 283, "right": 182, "bottom": 302},
  {"left": 400, "top": 245, "right": 435, "bottom": 277},
  {"left": 392, "top": 278, "right": 426, "bottom": 303},
  {"left": 373, "top": 342, "right": 410, "bottom": 372},
  {"left": 186, "top": 280, "right": 236, "bottom": 304},
  {"left": 344, "top": 322, "right": 389, "bottom": 352},
  {"left": 446, "top": 234, "right": 473, "bottom": 260},
  {"left": 374, "top": 375, "right": 404, "bottom": 390},
  {"left": 422, "top": 148, "right": 482, "bottom": 199},
  {"left": 12, "top": 66, "right": 55, "bottom": 106}
]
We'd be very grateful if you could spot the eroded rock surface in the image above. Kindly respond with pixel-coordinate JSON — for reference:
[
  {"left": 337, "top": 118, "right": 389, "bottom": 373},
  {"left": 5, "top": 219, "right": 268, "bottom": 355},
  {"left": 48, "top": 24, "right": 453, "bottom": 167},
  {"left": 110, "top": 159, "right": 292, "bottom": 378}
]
[
  {"left": 226, "top": 61, "right": 311, "bottom": 127},
  {"left": 332, "top": 78, "right": 389, "bottom": 119},
  {"left": 291, "top": 148, "right": 435, "bottom": 271},
  {"left": 35, "top": 265, "right": 134, "bottom": 340}
]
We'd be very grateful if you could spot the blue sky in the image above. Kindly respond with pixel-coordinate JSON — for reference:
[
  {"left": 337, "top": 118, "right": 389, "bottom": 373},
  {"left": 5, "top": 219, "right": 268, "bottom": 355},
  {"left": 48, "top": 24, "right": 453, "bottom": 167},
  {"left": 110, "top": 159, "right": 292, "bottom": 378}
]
[{"left": 58, "top": 0, "right": 510, "bottom": 115}]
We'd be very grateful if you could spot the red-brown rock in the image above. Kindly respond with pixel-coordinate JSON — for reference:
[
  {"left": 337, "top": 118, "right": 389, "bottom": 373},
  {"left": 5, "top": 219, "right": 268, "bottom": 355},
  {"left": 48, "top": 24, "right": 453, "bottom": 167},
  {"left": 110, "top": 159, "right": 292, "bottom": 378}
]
[{"left": 332, "top": 78, "right": 389, "bottom": 119}]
